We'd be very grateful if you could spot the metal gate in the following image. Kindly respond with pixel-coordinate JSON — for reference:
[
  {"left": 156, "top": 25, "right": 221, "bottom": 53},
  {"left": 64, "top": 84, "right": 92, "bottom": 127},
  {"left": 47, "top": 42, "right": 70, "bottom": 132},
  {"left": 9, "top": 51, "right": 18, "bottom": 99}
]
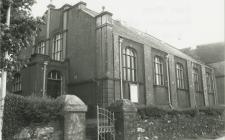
[{"left": 97, "top": 105, "right": 115, "bottom": 140}]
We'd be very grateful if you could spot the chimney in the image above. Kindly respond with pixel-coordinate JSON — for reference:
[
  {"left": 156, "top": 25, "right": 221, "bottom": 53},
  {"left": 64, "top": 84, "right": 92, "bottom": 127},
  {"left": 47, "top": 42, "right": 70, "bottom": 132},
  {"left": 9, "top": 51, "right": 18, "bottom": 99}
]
[
  {"left": 47, "top": 0, "right": 55, "bottom": 9},
  {"left": 96, "top": 10, "right": 113, "bottom": 27},
  {"left": 47, "top": 3, "right": 55, "bottom": 9},
  {"left": 75, "top": 1, "right": 87, "bottom": 9}
]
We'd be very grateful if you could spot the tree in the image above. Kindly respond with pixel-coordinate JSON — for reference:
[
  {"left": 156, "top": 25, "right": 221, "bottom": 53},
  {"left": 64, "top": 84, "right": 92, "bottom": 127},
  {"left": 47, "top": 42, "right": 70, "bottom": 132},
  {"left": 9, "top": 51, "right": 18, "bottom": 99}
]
[{"left": 1, "top": 0, "right": 44, "bottom": 74}]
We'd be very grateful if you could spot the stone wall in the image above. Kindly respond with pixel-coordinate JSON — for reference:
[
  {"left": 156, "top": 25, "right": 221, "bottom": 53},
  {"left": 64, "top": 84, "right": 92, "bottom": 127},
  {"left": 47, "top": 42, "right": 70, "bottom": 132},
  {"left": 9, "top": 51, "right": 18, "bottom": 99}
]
[
  {"left": 12, "top": 95, "right": 87, "bottom": 140},
  {"left": 14, "top": 121, "right": 63, "bottom": 140}
]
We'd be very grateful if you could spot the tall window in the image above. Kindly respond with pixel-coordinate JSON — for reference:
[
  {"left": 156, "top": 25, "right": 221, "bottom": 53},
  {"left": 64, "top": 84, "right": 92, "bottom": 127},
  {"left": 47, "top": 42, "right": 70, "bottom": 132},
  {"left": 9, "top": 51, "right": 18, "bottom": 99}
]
[
  {"left": 154, "top": 56, "right": 164, "bottom": 85},
  {"left": 206, "top": 72, "right": 214, "bottom": 93},
  {"left": 193, "top": 67, "right": 201, "bottom": 92},
  {"left": 37, "top": 42, "right": 46, "bottom": 54},
  {"left": 12, "top": 74, "right": 21, "bottom": 92},
  {"left": 176, "top": 63, "right": 185, "bottom": 89},
  {"left": 122, "top": 47, "right": 137, "bottom": 82},
  {"left": 52, "top": 34, "right": 63, "bottom": 61}
]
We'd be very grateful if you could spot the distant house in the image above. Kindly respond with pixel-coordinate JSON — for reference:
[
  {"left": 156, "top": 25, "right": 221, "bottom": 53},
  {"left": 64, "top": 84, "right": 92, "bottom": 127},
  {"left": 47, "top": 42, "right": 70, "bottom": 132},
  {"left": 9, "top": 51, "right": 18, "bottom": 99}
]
[
  {"left": 182, "top": 42, "right": 225, "bottom": 105},
  {"left": 10, "top": 2, "right": 218, "bottom": 109}
]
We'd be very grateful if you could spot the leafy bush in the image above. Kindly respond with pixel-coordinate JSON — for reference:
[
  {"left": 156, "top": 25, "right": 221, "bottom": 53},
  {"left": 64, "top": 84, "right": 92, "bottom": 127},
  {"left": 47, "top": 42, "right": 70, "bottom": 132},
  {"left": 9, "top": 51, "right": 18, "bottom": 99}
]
[
  {"left": 136, "top": 105, "right": 225, "bottom": 139},
  {"left": 137, "top": 105, "right": 168, "bottom": 118},
  {"left": 2, "top": 94, "right": 63, "bottom": 140},
  {"left": 137, "top": 105, "right": 224, "bottom": 119}
]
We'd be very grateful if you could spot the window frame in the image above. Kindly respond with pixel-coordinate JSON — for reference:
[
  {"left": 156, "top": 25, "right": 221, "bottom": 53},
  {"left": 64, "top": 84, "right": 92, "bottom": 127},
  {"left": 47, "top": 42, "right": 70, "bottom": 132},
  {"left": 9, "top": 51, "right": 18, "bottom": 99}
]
[
  {"left": 192, "top": 64, "right": 202, "bottom": 92},
  {"left": 206, "top": 71, "right": 214, "bottom": 94},
  {"left": 52, "top": 34, "right": 63, "bottom": 61},
  {"left": 176, "top": 63, "right": 185, "bottom": 89},
  {"left": 37, "top": 41, "right": 46, "bottom": 54},
  {"left": 12, "top": 73, "right": 22, "bottom": 92},
  {"left": 122, "top": 47, "right": 137, "bottom": 82},
  {"left": 153, "top": 56, "right": 164, "bottom": 86},
  {"left": 48, "top": 70, "right": 62, "bottom": 81}
]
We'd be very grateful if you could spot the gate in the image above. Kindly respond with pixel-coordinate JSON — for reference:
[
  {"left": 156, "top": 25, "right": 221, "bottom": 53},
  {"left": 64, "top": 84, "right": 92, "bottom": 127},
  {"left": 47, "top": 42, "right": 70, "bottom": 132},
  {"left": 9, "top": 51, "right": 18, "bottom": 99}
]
[{"left": 97, "top": 105, "right": 115, "bottom": 140}]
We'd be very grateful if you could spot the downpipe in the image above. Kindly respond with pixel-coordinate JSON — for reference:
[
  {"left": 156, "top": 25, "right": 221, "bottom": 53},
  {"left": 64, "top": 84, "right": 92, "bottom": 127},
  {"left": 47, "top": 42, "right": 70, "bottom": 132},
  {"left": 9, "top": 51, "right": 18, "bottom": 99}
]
[{"left": 166, "top": 55, "right": 173, "bottom": 109}]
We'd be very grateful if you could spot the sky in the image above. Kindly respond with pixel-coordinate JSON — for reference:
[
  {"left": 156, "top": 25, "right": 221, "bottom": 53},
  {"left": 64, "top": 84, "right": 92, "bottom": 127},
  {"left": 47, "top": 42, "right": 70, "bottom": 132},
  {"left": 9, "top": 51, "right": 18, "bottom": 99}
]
[{"left": 31, "top": 0, "right": 224, "bottom": 49}]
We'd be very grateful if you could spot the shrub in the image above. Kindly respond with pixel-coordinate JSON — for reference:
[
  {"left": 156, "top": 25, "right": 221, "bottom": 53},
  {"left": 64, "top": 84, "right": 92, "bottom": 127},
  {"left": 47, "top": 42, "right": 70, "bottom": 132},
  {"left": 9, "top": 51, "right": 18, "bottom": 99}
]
[
  {"left": 2, "top": 94, "right": 63, "bottom": 140},
  {"left": 137, "top": 105, "right": 224, "bottom": 118},
  {"left": 137, "top": 105, "right": 169, "bottom": 118},
  {"left": 136, "top": 105, "right": 225, "bottom": 139}
]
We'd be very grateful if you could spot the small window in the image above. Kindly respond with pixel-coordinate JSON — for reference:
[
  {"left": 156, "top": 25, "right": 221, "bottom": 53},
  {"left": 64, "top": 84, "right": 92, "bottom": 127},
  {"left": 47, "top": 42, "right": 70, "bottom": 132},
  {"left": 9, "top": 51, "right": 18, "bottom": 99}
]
[
  {"left": 12, "top": 73, "right": 21, "bottom": 92},
  {"left": 52, "top": 34, "right": 63, "bottom": 61},
  {"left": 153, "top": 56, "right": 164, "bottom": 85},
  {"left": 176, "top": 63, "right": 185, "bottom": 89},
  {"left": 206, "top": 72, "right": 214, "bottom": 93},
  {"left": 37, "top": 42, "right": 46, "bottom": 54},
  {"left": 122, "top": 47, "right": 137, "bottom": 82}
]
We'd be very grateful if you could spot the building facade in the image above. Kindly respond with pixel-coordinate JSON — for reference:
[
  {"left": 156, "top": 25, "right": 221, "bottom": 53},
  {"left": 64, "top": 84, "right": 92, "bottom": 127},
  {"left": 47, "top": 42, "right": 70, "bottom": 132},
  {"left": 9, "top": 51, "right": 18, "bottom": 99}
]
[
  {"left": 182, "top": 43, "right": 225, "bottom": 105},
  {"left": 10, "top": 2, "right": 218, "bottom": 109}
]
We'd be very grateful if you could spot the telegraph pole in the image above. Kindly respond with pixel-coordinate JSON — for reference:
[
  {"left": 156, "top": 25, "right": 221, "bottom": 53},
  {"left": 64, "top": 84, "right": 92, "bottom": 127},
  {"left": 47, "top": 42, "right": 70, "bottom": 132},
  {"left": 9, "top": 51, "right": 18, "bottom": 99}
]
[{"left": 0, "top": 3, "right": 11, "bottom": 140}]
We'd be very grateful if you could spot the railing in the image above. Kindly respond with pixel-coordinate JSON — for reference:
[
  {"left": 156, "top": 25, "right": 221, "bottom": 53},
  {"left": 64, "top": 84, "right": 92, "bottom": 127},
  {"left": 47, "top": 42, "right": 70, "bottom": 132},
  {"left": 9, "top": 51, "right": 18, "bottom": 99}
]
[{"left": 97, "top": 105, "right": 115, "bottom": 140}]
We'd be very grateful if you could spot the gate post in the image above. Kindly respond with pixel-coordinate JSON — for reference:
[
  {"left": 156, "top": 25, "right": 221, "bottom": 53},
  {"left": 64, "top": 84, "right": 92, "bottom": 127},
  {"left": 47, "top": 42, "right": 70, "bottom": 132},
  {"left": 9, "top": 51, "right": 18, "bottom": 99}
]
[
  {"left": 109, "top": 99, "right": 137, "bottom": 140},
  {"left": 58, "top": 95, "right": 87, "bottom": 140}
]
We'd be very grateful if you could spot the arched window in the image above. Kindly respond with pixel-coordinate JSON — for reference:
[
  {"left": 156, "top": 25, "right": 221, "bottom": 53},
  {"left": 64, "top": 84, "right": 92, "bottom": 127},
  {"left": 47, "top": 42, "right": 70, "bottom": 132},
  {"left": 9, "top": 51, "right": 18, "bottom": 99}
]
[
  {"left": 176, "top": 63, "right": 185, "bottom": 89},
  {"left": 12, "top": 73, "right": 21, "bottom": 93},
  {"left": 122, "top": 47, "right": 137, "bottom": 82},
  {"left": 47, "top": 70, "right": 62, "bottom": 98},
  {"left": 153, "top": 56, "right": 164, "bottom": 85}
]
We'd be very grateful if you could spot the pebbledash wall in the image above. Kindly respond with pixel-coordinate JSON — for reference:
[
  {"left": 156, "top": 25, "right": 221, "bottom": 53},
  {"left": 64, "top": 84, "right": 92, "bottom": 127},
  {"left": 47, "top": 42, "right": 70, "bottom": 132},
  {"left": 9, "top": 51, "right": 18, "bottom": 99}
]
[{"left": 10, "top": 1, "right": 218, "bottom": 110}]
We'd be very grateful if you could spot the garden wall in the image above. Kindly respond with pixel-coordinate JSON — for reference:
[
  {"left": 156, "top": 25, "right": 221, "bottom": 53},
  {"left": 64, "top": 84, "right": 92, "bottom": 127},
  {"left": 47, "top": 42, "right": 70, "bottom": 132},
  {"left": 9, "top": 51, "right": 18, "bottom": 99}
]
[
  {"left": 2, "top": 94, "right": 87, "bottom": 140},
  {"left": 2, "top": 94, "right": 63, "bottom": 140}
]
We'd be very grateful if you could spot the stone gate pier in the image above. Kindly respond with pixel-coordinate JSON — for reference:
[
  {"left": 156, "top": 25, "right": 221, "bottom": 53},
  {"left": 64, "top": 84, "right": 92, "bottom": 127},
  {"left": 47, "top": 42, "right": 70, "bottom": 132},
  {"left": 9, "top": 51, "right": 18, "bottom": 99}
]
[{"left": 58, "top": 95, "right": 88, "bottom": 140}]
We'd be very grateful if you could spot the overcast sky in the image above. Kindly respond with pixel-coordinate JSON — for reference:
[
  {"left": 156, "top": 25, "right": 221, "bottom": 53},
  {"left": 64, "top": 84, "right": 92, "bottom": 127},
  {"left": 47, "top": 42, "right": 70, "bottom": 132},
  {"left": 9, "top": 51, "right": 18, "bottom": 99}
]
[{"left": 32, "top": 0, "right": 224, "bottom": 49}]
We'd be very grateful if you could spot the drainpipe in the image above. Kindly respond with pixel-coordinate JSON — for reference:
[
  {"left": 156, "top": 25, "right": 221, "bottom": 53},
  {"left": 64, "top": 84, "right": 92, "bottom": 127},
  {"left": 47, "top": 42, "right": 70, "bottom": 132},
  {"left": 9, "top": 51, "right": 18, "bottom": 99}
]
[
  {"left": 166, "top": 55, "right": 173, "bottom": 109},
  {"left": 119, "top": 38, "right": 123, "bottom": 99},
  {"left": 42, "top": 61, "right": 48, "bottom": 97}
]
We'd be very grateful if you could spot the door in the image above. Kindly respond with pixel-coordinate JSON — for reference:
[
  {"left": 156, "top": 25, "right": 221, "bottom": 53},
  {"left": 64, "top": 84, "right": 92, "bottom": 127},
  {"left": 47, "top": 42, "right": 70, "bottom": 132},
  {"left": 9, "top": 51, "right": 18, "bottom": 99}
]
[{"left": 47, "top": 70, "right": 62, "bottom": 98}]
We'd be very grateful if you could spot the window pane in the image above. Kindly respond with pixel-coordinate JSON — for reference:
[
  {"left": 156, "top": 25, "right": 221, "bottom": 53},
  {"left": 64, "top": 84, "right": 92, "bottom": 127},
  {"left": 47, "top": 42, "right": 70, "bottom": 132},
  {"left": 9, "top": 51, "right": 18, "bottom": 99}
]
[
  {"left": 127, "top": 56, "right": 130, "bottom": 68},
  {"left": 123, "top": 68, "right": 126, "bottom": 80},
  {"left": 127, "top": 68, "right": 131, "bottom": 81},
  {"left": 123, "top": 54, "right": 126, "bottom": 67},
  {"left": 132, "top": 69, "right": 135, "bottom": 81}
]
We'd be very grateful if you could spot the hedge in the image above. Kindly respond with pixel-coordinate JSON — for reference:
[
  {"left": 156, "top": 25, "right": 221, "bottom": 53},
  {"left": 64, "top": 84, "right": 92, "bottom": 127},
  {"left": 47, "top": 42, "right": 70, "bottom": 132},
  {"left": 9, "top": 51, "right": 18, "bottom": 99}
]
[
  {"left": 2, "top": 94, "right": 63, "bottom": 140},
  {"left": 137, "top": 105, "right": 225, "bottom": 119},
  {"left": 136, "top": 105, "right": 225, "bottom": 139}
]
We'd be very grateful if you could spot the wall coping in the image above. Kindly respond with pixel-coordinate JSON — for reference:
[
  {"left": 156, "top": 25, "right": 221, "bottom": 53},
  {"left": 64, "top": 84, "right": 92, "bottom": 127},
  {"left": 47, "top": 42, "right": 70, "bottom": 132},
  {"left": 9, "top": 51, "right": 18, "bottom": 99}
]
[
  {"left": 109, "top": 99, "right": 137, "bottom": 112},
  {"left": 57, "top": 95, "right": 87, "bottom": 112}
]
